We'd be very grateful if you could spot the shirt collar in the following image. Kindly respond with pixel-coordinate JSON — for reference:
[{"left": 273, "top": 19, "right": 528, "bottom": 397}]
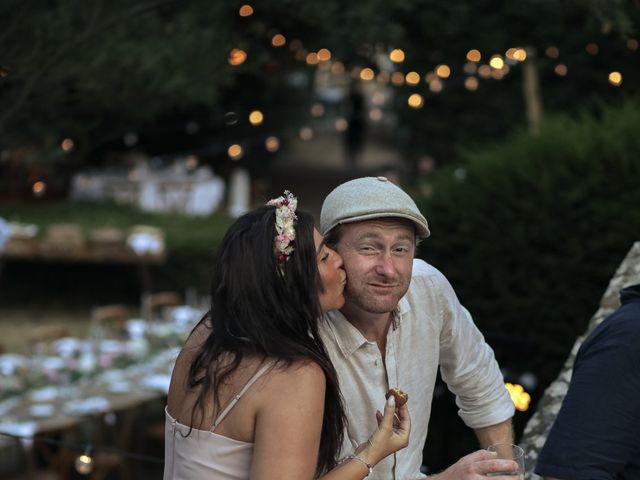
[{"left": 323, "top": 296, "right": 411, "bottom": 357}]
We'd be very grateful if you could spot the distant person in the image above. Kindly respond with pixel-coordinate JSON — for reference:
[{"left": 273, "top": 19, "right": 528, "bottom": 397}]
[
  {"left": 319, "top": 177, "right": 517, "bottom": 479},
  {"left": 164, "top": 191, "right": 410, "bottom": 480},
  {"left": 535, "top": 283, "right": 640, "bottom": 480},
  {"left": 344, "top": 81, "right": 366, "bottom": 167}
]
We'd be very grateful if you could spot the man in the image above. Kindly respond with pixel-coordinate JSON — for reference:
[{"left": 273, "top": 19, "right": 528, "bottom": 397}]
[
  {"left": 535, "top": 284, "right": 640, "bottom": 480},
  {"left": 319, "top": 176, "right": 515, "bottom": 479}
]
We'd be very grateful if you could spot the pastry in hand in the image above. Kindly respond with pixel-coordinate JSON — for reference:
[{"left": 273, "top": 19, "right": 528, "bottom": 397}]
[{"left": 385, "top": 387, "right": 408, "bottom": 407}]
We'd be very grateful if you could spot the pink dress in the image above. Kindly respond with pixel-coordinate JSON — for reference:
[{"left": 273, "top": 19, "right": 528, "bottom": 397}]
[{"left": 163, "top": 362, "right": 273, "bottom": 480}]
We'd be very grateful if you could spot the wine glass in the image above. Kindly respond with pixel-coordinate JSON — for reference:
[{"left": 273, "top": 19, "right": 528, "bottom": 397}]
[{"left": 486, "top": 443, "right": 525, "bottom": 478}]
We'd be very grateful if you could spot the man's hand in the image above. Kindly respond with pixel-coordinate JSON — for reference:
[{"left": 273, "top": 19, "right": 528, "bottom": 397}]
[{"left": 429, "top": 450, "right": 519, "bottom": 479}]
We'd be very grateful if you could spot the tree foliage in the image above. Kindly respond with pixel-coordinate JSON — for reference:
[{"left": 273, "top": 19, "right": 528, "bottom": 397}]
[{"left": 0, "top": 0, "right": 637, "bottom": 165}]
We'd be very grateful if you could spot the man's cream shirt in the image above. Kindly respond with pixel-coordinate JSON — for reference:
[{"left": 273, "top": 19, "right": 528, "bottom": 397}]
[{"left": 318, "top": 259, "right": 515, "bottom": 479}]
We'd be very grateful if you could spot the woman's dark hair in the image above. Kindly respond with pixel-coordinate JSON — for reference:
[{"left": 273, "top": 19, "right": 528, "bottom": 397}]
[{"left": 187, "top": 205, "right": 346, "bottom": 474}]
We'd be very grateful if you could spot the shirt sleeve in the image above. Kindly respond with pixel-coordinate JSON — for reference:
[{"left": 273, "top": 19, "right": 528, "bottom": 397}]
[
  {"left": 535, "top": 322, "right": 640, "bottom": 480},
  {"left": 430, "top": 268, "right": 515, "bottom": 428}
]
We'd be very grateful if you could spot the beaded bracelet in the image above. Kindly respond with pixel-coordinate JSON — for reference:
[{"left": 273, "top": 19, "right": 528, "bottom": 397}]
[{"left": 345, "top": 454, "right": 373, "bottom": 477}]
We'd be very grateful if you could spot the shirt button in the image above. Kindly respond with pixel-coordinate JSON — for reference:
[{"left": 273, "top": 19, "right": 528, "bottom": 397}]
[{"left": 377, "top": 176, "right": 388, "bottom": 182}]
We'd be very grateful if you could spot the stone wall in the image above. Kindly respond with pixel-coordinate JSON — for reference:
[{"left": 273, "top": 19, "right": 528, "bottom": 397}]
[{"left": 519, "top": 241, "right": 640, "bottom": 479}]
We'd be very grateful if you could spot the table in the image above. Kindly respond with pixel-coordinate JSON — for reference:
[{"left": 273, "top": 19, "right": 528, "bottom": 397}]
[{"left": 0, "top": 306, "right": 202, "bottom": 478}]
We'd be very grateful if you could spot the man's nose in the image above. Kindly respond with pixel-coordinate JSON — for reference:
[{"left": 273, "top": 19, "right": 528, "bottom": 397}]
[{"left": 375, "top": 253, "right": 396, "bottom": 277}]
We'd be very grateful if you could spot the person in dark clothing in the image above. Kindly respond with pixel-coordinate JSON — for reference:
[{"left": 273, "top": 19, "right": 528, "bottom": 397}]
[
  {"left": 535, "top": 283, "right": 640, "bottom": 480},
  {"left": 344, "top": 82, "right": 366, "bottom": 167}
]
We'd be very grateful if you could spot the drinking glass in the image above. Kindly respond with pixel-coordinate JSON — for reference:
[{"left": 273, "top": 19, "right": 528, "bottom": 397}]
[{"left": 486, "top": 443, "right": 525, "bottom": 478}]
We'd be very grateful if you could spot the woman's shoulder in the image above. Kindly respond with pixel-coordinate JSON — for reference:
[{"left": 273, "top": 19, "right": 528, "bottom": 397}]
[
  {"left": 256, "top": 359, "right": 326, "bottom": 406},
  {"left": 264, "top": 359, "right": 326, "bottom": 387}
]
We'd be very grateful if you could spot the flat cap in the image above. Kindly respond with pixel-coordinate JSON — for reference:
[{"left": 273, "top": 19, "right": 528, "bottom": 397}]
[{"left": 320, "top": 176, "right": 430, "bottom": 238}]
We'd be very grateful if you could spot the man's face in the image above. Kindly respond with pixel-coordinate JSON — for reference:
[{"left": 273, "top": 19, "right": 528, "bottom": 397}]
[{"left": 334, "top": 218, "right": 415, "bottom": 315}]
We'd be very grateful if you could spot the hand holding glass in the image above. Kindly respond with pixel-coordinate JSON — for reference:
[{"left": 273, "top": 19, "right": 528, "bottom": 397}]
[{"left": 486, "top": 443, "right": 525, "bottom": 478}]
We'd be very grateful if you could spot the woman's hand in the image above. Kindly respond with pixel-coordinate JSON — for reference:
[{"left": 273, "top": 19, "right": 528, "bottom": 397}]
[{"left": 357, "top": 394, "right": 411, "bottom": 466}]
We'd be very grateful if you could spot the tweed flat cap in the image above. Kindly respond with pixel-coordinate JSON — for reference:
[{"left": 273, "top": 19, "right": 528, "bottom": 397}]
[{"left": 320, "top": 176, "right": 430, "bottom": 238}]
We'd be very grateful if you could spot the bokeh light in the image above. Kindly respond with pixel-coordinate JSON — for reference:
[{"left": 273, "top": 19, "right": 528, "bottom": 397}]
[
  {"left": 299, "top": 126, "right": 314, "bottom": 140},
  {"left": 489, "top": 55, "right": 504, "bottom": 69},
  {"left": 405, "top": 71, "right": 420, "bottom": 85},
  {"left": 608, "top": 71, "right": 623, "bottom": 86},
  {"left": 505, "top": 383, "right": 531, "bottom": 412},
  {"left": 585, "top": 42, "right": 599, "bottom": 55},
  {"left": 248, "top": 110, "right": 264, "bottom": 126},
  {"left": 271, "top": 34, "right": 286, "bottom": 47},
  {"left": 464, "top": 77, "right": 479, "bottom": 91},
  {"left": 554, "top": 64, "right": 568, "bottom": 76},
  {"left": 227, "top": 144, "right": 243, "bottom": 160},
  {"left": 466, "top": 49, "right": 481, "bottom": 62},
  {"left": 360, "top": 68, "right": 375, "bottom": 81},
  {"left": 228, "top": 48, "right": 247, "bottom": 66},
  {"left": 238, "top": 4, "right": 254, "bottom": 17},
  {"left": 435, "top": 64, "right": 451, "bottom": 79},
  {"left": 61, "top": 138, "right": 74, "bottom": 152},
  {"left": 32, "top": 181, "right": 46, "bottom": 197},
  {"left": 317, "top": 48, "right": 331, "bottom": 62},
  {"left": 265, "top": 136, "right": 280, "bottom": 152},
  {"left": 407, "top": 93, "right": 424, "bottom": 108},
  {"left": 389, "top": 49, "right": 405, "bottom": 63}
]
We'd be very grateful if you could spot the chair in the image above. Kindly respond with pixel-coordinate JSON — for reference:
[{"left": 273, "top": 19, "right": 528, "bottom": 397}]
[
  {"left": 141, "top": 291, "right": 182, "bottom": 322},
  {"left": 27, "top": 324, "right": 70, "bottom": 357},
  {"left": 89, "top": 304, "right": 130, "bottom": 340}
]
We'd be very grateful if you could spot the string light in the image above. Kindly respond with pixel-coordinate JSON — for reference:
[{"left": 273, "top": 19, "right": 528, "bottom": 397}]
[
  {"left": 305, "top": 52, "right": 319, "bottom": 65},
  {"left": 466, "top": 49, "right": 481, "bottom": 62},
  {"left": 376, "top": 71, "right": 389, "bottom": 84},
  {"left": 299, "top": 126, "right": 314, "bottom": 140},
  {"left": 228, "top": 48, "right": 247, "bottom": 66},
  {"left": 61, "top": 138, "right": 74, "bottom": 152},
  {"left": 585, "top": 42, "right": 599, "bottom": 55},
  {"left": 75, "top": 446, "right": 94, "bottom": 475},
  {"left": 627, "top": 38, "right": 639, "bottom": 51},
  {"left": 32, "top": 181, "right": 46, "bottom": 197},
  {"left": 238, "top": 4, "right": 254, "bottom": 17},
  {"left": 407, "top": 93, "right": 424, "bottom": 108},
  {"left": 389, "top": 49, "right": 405, "bottom": 63},
  {"left": 512, "top": 48, "right": 527, "bottom": 62},
  {"left": 478, "top": 65, "right": 491, "bottom": 79},
  {"left": 428, "top": 79, "right": 443, "bottom": 93},
  {"left": 265, "top": 136, "right": 280, "bottom": 152},
  {"left": 554, "top": 64, "right": 568, "bottom": 77},
  {"left": 435, "top": 64, "right": 451, "bottom": 79},
  {"left": 489, "top": 55, "right": 504, "bottom": 69},
  {"left": 464, "top": 76, "right": 479, "bottom": 91},
  {"left": 545, "top": 46, "right": 560, "bottom": 59},
  {"left": 227, "top": 144, "right": 243, "bottom": 160},
  {"left": 359, "top": 68, "right": 375, "bottom": 81},
  {"left": 248, "top": 110, "right": 264, "bottom": 126},
  {"left": 403, "top": 70, "right": 418, "bottom": 84},
  {"left": 317, "top": 48, "right": 331, "bottom": 62},
  {"left": 390, "top": 71, "right": 405, "bottom": 86},
  {"left": 271, "top": 34, "right": 286, "bottom": 47},
  {"left": 608, "top": 71, "right": 623, "bottom": 86}
]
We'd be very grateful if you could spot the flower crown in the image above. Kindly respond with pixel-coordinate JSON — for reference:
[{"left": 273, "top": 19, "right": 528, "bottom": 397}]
[{"left": 266, "top": 190, "right": 298, "bottom": 270}]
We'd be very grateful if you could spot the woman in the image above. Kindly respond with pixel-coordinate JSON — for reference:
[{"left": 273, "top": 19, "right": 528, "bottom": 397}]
[{"left": 165, "top": 192, "right": 409, "bottom": 479}]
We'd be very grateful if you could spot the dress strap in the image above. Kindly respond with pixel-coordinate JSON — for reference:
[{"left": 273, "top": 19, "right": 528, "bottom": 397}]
[{"left": 210, "top": 361, "right": 274, "bottom": 432}]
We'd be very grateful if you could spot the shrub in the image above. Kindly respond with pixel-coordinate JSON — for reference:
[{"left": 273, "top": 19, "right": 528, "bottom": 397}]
[{"left": 416, "top": 99, "right": 640, "bottom": 392}]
